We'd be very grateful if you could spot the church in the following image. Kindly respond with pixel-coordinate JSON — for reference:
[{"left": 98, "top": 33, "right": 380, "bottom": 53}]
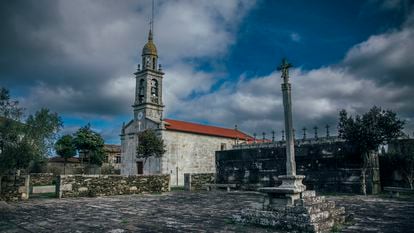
[{"left": 120, "top": 29, "right": 253, "bottom": 186}]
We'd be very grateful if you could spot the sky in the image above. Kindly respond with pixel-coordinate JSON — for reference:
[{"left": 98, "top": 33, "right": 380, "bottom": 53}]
[{"left": 1, "top": 0, "right": 414, "bottom": 144}]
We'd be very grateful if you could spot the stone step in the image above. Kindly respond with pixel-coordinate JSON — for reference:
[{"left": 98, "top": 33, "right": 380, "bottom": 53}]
[
  {"left": 304, "top": 201, "right": 337, "bottom": 215},
  {"left": 301, "top": 190, "right": 316, "bottom": 198},
  {"left": 295, "top": 195, "right": 326, "bottom": 206}
]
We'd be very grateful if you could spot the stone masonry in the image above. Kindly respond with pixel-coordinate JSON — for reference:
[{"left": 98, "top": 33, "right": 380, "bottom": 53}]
[
  {"left": 29, "top": 173, "right": 55, "bottom": 186},
  {"left": 0, "top": 175, "right": 30, "bottom": 202},
  {"left": 56, "top": 174, "right": 170, "bottom": 198},
  {"left": 184, "top": 173, "right": 215, "bottom": 191},
  {"left": 233, "top": 190, "right": 346, "bottom": 233}
]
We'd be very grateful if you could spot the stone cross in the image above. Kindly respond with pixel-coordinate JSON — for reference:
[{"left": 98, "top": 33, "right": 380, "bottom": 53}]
[
  {"left": 314, "top": 126, "right": 318, "bottom": 139},
  {"left": 277, "top": 58, "right": 293, "bottom": 84},
  {"left": 278, "top": 58, "right": 296, "bottom": 176},
  {"left": 326, "top": 124, "right": 330, "bottom": 137},
  {"left": 302, "top": 127, "right": 307, "bottom": 140}
]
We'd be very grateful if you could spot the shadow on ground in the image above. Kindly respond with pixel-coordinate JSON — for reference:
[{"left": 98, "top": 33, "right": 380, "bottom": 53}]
[{"left": 1, "top": 191, "right": 413, "bottom": 232}]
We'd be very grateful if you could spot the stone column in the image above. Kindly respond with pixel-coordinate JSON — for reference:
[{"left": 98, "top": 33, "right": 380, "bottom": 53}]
[
  {"left": 282, "top": 81, "right": 296, "bottom": 176},
  {"left": 259, "top": 59, "right": 305, "bottom": 208}
]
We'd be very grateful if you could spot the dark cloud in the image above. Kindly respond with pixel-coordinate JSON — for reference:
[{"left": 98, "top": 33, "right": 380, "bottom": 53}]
[{"left": 0, "top": 0, "right": 255, "bottom": 120}]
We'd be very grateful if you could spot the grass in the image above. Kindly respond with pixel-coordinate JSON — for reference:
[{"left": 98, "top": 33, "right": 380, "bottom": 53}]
[
  {"left": 120, "top": 219, "right": 128, "bottom": 224},
  {"left": 331, "top": 223, "right": 343, "bottom": 232},
  {"left": 30, "top": 192, "right": 57, "bottom": 199},
  {"left": 170, "top": 186, "right": 186, "bottom": 191}
]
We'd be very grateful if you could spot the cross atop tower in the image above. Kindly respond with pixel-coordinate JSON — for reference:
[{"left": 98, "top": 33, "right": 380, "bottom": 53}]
[
  {"left": 150, "top": 0, "right": 155, "bottom": 34},
  {"left": 277, "top": 58, "right": 293, "bottom": 84}
]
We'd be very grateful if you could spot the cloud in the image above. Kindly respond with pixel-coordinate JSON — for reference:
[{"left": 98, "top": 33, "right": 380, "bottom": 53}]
[
  {"left": 0, "top": 0, "right": 256, "bottom": 119},
  {"left": 170, "top": 10, "right": 414, "bottom": 137},
  {"left": 343, "top": 26, "right": 414, "bottom": 86},
  {"left": 290, "top": 33, "right": 301, "bottom": 42}
]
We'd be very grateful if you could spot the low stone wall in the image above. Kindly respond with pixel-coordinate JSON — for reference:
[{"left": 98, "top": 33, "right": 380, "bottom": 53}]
[
  {"left": 56, "top": 174, "right": 170, "bottom": 198},
  {"left": 184, "top": 173, "right": 215, "bottom": 191},
  {"left": 0, "top": 175, "right": 30, "bottom": 202},
  {"left": 30, "top": 173, "right": 56, "bottom": 186}
]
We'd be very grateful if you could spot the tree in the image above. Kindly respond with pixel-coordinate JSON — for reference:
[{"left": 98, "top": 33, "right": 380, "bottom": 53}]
[
  {"left": 0, "top": 87, "right": 23, "bottom": 121},
  {"left": 338, "top": 106, "right": 405, "bottom": 194},
  {"left": 55, "top": 135, "right": 76, "bottom": 174},
  {"left": 385, "top": 140, "right": 414, "bottom": 189},
  {"left": 26, "top": 108, "right": 63, "bottom": 157},
  {"left": 136, "top": 129, "right": 166, "bottom": 170},
  {"left": 0, "top": 87, "right": 62, "bottom": 176},
  {"left": 73, "top": 124, "right": 105, "bottom": 167}
]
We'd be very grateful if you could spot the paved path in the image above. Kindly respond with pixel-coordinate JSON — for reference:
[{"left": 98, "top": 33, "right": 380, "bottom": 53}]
[{"left": 1, "top": 191, "right": 413, "bottom": 232}]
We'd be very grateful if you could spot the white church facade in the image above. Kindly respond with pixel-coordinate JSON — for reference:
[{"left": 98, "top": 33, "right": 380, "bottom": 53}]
[{"left": 120, "top": 29, "right": 253, "bottom": 186}]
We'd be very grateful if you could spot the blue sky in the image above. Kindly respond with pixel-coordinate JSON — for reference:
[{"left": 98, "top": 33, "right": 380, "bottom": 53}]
[{"left": 1, "top": 0, "right": 413, "bottom": 144}]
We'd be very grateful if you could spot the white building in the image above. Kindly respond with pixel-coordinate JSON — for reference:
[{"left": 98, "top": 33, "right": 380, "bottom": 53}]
[{"left": 120, "top": 29, "right": 252, "bottom": 186}]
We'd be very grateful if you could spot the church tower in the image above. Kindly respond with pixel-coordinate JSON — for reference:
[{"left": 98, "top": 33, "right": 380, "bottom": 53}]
[{"left": 132, "top": 28, "right": 164, "bottom": 127}]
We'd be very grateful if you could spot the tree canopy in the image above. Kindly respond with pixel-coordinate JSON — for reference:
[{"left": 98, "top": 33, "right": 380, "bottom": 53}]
[
  {"left": 136, "top": 129, "right": 166, "bottom": 161},
  {"left": 73, "top": 124, "right": 105, "bottom": 166},
  {"left": 0, "top": 87, "right": 62, "bottom": 175},
  {"left": 338, "top": 106, "right": 405, "bottom": 153}
]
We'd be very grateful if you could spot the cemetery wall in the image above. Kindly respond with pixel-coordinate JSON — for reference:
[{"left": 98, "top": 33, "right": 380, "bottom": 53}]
[
  {"left": 216, "top": 140, "right": 380, "bottom": 194},
  {"left": 56, "top": 174, "right": 170, "bottom": 198}
]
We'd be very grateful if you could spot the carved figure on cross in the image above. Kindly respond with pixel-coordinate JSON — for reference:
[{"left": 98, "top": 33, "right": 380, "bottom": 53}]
[{"left": 277, "top": 58, "right": 293, "bottom": 84}]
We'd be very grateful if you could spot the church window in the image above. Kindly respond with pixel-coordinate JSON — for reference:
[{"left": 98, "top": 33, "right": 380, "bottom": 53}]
[
  {"left": 151, "top": 79, "right": 158, "bottom": 97},
  {"left": 220, "top": 143, "right": 227, "bottom": 151},
  {"left": 152, "top": 57, "right": 156, "bottom": 70},
  {"left": 138, "top": 79, "right": 145, "bottom": 103}
]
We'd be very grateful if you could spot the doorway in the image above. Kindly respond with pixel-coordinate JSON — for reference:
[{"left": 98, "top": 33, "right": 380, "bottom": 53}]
[{"left": 136, "top": 161, "right": 143, "bottom": 174}]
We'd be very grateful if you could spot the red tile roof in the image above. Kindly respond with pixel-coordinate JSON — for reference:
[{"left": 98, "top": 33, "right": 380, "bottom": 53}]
[{"left": 164, "top": 119, "right": 253, "bottom": 140}]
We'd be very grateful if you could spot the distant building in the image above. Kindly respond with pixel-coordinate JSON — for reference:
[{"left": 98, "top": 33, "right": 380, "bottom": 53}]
[
  {"left": 103, "top": 144, "right": 121, "bottom": 171},
  {"left": 47, "top": 157, "right": 82, "bottom": 174},
  {"left": 121, "top": 29, "right": 253, "bottom": 186}
]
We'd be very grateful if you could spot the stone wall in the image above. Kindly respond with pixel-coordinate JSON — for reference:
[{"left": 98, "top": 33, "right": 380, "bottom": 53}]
[
  {"left": 0, "top": 175, "right": 30, "bottom": 202},
  {"left": 30, "top": 173, "right": 56, "bottom": 186},
  {"left": 184, "top": 173, "right": 215, "bottom": 191},
  {"left": 216, "top": 141, "right": 380, "bottom": 194},
  {"left": 161, "top": 130, "right": 234, "bottom": 187},
  {"left": 56, "top": 174, "right": 170, "bottom": 198}
]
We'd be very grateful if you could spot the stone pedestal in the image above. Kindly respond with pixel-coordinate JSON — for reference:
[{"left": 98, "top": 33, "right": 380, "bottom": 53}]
[
  {"left": 259, "top": 175, "right": 306, "bottom": 208},
  {"left": 233, "top": 190, "right": 346, "bottom": 233}
]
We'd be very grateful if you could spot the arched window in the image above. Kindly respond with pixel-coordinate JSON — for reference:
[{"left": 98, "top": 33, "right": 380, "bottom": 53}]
[
  {"left": 152, "top": 57, "right": 156, "bottom": 70},
  {"left": 138, "top": 79, "right": 145, "bottom": 103},
  {"left": 151, "top": 79, "right": 158, "bottom": 97}
]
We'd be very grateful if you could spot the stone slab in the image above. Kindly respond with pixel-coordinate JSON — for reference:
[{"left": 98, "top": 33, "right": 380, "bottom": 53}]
[{"left": 31, "top": 186, "right": 56, "bottom": 194}]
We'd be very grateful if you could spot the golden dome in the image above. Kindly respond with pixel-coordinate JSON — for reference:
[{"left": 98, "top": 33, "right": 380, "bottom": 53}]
[{"left": 142, "top": 30, "right": 157, "bottom": 56}]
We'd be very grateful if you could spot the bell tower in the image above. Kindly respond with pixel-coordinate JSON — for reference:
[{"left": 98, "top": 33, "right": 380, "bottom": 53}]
[{"left": 132, "top": 28, "right": 164, "bottom": 126}]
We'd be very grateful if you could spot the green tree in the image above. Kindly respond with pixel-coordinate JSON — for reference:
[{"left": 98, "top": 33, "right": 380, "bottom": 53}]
[
  {"left": 0, "top": 87, "right": 62, "bottom": 175},
  {"left": 385, "top": 140, "right": 414, "bottom": 189},
  {"left": 0, "top": 87, "right": 23, "bottom": 121},
  {"left": 338, "top": 106, "right": 405, "bottom": 194},
  {"left": 73, "top": 124, "right": 105, "bottom": 167},
  {"left": 55, "top": 135, "right": 76, "bottom": 174},
  {"left": 136, "top": 129, "right": 166, "bottom": 170}
]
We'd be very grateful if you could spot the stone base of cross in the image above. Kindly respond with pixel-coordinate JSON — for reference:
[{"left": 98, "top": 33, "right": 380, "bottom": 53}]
[{"left": 259, "top": 175, "right": 306, "bottom": 208}]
